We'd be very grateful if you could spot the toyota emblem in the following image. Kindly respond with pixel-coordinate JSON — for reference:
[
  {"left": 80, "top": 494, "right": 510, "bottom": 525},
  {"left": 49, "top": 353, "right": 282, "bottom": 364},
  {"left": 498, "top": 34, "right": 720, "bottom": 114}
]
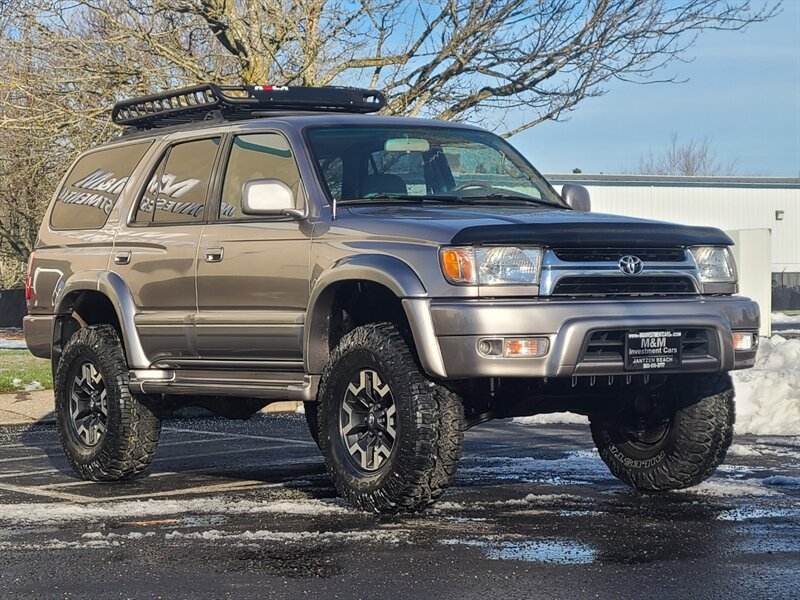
[{"left": 618, "top": 255, "right": 644, "bottom": 275}]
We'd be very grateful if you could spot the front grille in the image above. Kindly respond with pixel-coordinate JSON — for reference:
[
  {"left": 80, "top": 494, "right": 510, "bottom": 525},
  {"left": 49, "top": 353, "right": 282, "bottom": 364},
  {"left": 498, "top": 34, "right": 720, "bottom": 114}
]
[
  {"left": 551, "top": 275, "right": 696, "bottom": 296},
  {"left": 552, "top": 248, "right": 686, "bottom": 262},
  {"left": 582, "top": 328, "right": 712, "bottom": 363}
]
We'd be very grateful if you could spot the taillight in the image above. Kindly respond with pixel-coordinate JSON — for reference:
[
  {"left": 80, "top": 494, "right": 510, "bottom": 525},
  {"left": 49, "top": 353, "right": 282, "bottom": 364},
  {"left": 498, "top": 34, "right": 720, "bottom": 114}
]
[{"left": 25, "top": 251, "right": 35, "bottom": 300}]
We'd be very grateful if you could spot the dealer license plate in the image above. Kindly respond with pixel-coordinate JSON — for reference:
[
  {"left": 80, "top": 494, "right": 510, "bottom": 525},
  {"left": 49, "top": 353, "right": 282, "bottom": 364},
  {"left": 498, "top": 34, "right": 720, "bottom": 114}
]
[{"left": 625, "top": 331, "right": 682, "bottom": 371}]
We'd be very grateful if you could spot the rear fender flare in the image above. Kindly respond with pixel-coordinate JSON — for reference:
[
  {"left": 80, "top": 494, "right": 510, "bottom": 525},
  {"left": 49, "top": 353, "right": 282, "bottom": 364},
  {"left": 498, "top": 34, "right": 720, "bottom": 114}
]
[{"left": 54, "top": 271, "right": 149, "bottom": 369}]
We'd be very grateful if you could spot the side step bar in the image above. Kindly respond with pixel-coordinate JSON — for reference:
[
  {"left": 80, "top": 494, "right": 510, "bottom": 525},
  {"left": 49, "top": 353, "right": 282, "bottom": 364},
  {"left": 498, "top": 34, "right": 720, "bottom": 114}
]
[{"left": 129, "top": 369, "right": 319, "bottom": 401}]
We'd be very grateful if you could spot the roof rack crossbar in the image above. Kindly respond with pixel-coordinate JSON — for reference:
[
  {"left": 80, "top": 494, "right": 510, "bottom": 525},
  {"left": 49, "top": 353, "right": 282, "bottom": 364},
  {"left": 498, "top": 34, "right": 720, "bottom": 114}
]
[{"left": 112, "top": 83, "right": 386, "bottom": 130}]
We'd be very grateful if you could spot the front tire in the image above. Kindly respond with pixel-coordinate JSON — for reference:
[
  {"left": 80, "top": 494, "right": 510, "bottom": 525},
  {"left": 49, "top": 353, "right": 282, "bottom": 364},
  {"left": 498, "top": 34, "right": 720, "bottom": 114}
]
[
  {"left": 55, "top": 325, "right": 161, "bottom": 481},
  {"left": 590, "top": 373, "right": 735, "bottom": 491},
  {"left": 318, "top": 323, "right": 464, "bottom": 513},
  {"left": 303, "top": 401, "right": 321, "bottom": 448}
]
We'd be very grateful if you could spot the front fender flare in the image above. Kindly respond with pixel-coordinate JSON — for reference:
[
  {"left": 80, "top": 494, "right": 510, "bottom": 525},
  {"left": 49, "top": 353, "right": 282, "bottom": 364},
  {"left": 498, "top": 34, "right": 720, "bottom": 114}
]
[{"left": 305, "top": 255, "right": 443, "bottom": 376}]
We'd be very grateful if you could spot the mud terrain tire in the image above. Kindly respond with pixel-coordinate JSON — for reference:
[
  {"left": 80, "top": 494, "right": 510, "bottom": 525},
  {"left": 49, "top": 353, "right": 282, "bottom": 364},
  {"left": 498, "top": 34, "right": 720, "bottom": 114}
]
[
  {"left": 318, "top": 322, "right": 464, "bottom": 513},
  {"left": 55, "top": 325, "right": 161, "bottom": 481},
  {"left": 590, "top": 373, "right": 735, "bottom": 491}
]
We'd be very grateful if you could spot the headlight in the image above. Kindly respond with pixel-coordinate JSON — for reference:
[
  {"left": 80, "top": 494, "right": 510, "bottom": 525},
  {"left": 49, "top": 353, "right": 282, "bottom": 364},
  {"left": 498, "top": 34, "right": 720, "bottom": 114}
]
[
  {"left": 440, "top": 246, "right": 542, "bottom": 285},
  {"left": 689, "top": 246, "right": 737, "bottom": 283}
]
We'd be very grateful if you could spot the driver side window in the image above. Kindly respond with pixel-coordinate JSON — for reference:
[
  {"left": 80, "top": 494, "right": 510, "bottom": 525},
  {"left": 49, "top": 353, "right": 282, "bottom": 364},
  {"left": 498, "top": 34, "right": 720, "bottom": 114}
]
[{"left": 220, "top": 133, "right": 301, "bottom": 219}]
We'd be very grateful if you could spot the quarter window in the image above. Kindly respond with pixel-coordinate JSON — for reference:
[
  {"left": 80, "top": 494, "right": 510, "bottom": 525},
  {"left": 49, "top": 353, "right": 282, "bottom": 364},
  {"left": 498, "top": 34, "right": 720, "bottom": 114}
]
[
  {"left": 220, "top": 133, "right": 301, "bottom": 219},
  {"left": 135, "top": 137, "right": 220, "bottom": 225}
]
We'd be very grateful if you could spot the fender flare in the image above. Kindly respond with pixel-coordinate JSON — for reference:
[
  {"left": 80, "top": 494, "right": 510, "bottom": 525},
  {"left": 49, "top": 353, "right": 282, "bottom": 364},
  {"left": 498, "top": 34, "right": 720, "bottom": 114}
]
[
  {"left": 54, "top": 270, "right": 150, "bottom": 369},
  {"left": 304, "top": 255, "right": 430, "bottom": 375}
]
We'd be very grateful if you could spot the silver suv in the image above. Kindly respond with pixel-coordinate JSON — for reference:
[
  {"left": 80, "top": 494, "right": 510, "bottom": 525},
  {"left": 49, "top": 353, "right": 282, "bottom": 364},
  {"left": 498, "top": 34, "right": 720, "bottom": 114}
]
[{"left": 24, "top": 84, "right": 760, "bottom": 512}]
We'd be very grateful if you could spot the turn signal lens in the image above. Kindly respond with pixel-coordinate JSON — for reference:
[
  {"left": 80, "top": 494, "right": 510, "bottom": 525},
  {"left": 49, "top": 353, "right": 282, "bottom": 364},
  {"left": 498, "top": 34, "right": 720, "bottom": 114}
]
[
  {"left": 503, "top": 337, "right": 549, "bottom": 358},
  {"left": 732, "top": 332, "right": 756, "bottom": 351},
  {"left": 440, "top": 247, "right": 475, "bottom": 284}
]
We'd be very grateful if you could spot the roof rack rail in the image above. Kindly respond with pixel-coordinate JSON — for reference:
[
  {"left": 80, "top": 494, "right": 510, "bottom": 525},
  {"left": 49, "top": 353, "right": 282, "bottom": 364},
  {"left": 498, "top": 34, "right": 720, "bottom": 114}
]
[{"left": 112, "top": 84, "right": 386, "bottom": 131}]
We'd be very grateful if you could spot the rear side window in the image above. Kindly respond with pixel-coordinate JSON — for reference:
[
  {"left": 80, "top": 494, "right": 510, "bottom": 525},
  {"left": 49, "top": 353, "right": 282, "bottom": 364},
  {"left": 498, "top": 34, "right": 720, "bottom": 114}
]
[
  {"left": 135, "top": 137, "right": 221, "bottom": 225},
  {"left": 50, "top": 141, "right": 152, "bottom": 230}
]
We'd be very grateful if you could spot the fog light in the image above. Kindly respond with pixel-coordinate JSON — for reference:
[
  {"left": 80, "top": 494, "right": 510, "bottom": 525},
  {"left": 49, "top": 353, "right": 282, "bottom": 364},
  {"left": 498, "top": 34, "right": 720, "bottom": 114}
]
[
  {"left": 732, "top": 332, "right": 756, "bottom": 351},
  {"left": 477, "top": 338, "right": 503, "bottom": 356},
  {"left": 503, "top": 337, "right": 549, "bottom": 358}
]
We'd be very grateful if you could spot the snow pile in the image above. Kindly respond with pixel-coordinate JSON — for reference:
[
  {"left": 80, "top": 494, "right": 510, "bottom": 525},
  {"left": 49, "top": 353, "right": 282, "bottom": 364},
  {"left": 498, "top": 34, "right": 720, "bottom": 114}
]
[
  {"left": 733, "top": 335, "right": 800, "bottom": 435},
  {"left": 0, "top": 338, "right": 27, "bottom": 350},
  {"left": 0, "top": 496, "right": 351, "bottom": 525},
  {"left": 513, "top": 413, "right": 588, "bottom": 426},
  {"left": 164, "top": 529, "right": 407, "bottom": 545}
]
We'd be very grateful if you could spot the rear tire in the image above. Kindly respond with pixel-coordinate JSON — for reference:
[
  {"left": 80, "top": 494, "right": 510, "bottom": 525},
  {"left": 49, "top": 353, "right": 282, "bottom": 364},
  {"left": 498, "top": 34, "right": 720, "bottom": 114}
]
[
  {"left": 318, "top": 322, "right": 464, "bottom": 513},
  {"left": 590, "top": 373, "right": 735, "bottom": 491},
  {"left": 55, "top": 325, "right": 161, "bottom": 481}
]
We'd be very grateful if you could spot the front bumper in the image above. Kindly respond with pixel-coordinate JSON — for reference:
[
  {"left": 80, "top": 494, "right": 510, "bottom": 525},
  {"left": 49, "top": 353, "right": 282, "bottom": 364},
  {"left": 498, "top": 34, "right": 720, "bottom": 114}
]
[{"left": 404, "top": 296, "right": 759, "bottom": 379}]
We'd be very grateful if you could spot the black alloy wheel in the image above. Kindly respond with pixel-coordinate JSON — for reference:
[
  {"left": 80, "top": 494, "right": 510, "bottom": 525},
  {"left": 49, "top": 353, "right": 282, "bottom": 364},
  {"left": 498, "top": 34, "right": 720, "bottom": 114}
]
[
  {"left": 339, "top": 368, "right": 397, "bottom": 472},
  {"left": 67, "top": 361, "right": 109, "bottom": 447}
]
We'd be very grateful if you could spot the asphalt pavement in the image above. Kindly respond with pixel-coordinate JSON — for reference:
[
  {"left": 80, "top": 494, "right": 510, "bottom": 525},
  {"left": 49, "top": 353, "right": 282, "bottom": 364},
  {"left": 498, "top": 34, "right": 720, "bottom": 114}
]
[{"left": 0, "top": 414, "right": 798, "bottom": 600}]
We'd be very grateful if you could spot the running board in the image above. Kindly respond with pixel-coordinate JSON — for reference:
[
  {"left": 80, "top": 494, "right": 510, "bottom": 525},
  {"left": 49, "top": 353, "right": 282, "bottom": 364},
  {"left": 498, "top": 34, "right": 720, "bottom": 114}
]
[{"left": 129, "top": 369, "right": 318, "bottom": 401}]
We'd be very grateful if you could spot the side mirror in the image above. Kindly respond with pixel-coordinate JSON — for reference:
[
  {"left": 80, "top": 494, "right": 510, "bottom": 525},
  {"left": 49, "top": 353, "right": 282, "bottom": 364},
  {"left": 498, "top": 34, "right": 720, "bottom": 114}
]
[
  {"left": 242, "top": 179, "right": 304, "bottom": 219},
  {"left": 561, "top": 184, "right": 591, "bottom": 212}
]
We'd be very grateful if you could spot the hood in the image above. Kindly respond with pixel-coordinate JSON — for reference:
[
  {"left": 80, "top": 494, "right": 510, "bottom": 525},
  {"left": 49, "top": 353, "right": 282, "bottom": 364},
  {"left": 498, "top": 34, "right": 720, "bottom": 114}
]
[{"left": 339, "top": 204, "right": 732, "bottom": 248}]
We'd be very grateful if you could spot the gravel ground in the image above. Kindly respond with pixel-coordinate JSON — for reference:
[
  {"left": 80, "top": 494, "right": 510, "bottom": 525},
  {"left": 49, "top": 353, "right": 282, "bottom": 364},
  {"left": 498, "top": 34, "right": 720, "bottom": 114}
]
[{"left": 0, "top": 414, "right": 797, "bottom": 599}]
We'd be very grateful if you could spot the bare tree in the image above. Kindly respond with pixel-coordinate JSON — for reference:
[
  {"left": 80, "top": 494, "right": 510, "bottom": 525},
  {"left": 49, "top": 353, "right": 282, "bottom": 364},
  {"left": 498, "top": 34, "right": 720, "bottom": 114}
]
[
  {"left": 2, "top": 1, "right": 780, "bottom": 133},
  {"left": 0, "top": 0, "right": 777, "bottom": 285},
  {"left": 636, "top": 133, "right": 738, "bottom": 176}
]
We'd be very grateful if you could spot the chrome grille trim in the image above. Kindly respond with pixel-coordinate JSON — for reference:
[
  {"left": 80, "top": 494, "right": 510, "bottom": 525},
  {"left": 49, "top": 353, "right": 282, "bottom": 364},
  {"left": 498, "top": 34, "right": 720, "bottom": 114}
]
[{"left": 539, "top": 248, "right": 702, "bottom": 297}]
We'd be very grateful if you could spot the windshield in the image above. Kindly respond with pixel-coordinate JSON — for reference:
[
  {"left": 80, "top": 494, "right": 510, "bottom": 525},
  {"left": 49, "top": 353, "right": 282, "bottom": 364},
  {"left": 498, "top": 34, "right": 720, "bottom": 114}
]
[{"left": 305, "top": 125, "right": 564, "bottom": 207}]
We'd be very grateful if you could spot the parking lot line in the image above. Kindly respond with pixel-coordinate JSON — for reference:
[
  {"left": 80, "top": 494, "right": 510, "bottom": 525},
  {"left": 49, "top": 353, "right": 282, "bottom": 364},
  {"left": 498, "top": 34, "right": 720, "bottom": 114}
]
[
  {"left": 159, "top": 437, "right": 241, "bottom": 448},
  {"left": 163, "top": 426, "right": 315, "bottom": 446},
  {"left": 154, "top": 444, "right": 300, "bottom": 464},
  {"left": 0, "top": 454, "right": 49, "bottom": 464},
  {"left": 0, "top": 481, "right": 93, "bottom": 503},
  {"left": 83, "top": 478, "right": 280, "bottom": 503},
  {"left": 0, "top": 468, "right": 62, "bottom": 479},
  {"left": 0, "top": 442, "right": 63, "bottom": 451},
  {"left": 0, "top": 477, "right": 282, "bottom": 504},
  {"left": 40, "top": 456, "right": 324, "bottom": 489},
  {"left": 41, "top": 471, "right": 183, "bottom": 488}
]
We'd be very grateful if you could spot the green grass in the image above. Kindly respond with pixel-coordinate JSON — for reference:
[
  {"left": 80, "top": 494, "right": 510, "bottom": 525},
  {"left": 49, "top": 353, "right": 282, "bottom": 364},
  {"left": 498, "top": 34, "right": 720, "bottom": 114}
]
[{"left": 0, "top": 350, "right": 53, "bottom": 393}]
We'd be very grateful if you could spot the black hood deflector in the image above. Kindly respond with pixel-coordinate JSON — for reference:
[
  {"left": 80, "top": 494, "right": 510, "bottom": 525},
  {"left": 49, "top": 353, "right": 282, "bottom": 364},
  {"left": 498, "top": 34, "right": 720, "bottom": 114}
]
[{"left": 450, "top": 221, "right": 733, "bottom": 248}]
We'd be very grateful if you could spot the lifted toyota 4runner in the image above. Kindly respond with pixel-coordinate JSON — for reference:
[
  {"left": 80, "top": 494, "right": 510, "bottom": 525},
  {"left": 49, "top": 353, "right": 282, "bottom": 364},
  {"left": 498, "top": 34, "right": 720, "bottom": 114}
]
[{"left": 24, "top": 84, "right": 760, "bottom": 513}]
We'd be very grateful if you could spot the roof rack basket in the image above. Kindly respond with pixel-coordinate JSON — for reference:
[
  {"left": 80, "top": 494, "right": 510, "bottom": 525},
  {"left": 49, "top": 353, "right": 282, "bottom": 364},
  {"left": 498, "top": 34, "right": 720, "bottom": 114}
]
[{"left": 112, "top": 84, "right": 386, "bottom": 131}]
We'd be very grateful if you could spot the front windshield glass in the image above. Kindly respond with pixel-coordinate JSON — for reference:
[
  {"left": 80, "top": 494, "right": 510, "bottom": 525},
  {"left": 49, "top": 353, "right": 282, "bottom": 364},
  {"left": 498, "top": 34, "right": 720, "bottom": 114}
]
[{"left": 305, "top": 125, "right": 564, "bottom": 207}]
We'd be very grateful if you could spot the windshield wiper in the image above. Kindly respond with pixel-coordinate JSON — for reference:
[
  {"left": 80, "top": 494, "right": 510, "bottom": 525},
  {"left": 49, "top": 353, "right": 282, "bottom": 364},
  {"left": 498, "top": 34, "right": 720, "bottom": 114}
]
[
  {"left": 476, "top": 193, "right": 559, "bottom": 207},
  {"left": 338, "top": 193, "right": 560, "bottom": 207},
  {"left": 339, "top": 194, "right": 466, "bottom": 205}
]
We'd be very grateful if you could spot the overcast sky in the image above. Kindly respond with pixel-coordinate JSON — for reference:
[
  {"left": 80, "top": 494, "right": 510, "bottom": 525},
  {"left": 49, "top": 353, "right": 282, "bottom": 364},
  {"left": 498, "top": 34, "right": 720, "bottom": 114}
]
[{"left": 512, "top": 1, "right": 800, "bottom": 177}]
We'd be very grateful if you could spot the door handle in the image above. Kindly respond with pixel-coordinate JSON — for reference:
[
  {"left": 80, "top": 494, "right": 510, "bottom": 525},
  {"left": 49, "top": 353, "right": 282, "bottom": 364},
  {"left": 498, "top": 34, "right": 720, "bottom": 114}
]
[
  {"left": 205, "top": 247, "right": 224, "bottom": 263},
  {"left": 114, "top": 251, "right": 131, "bottom": 265}
]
